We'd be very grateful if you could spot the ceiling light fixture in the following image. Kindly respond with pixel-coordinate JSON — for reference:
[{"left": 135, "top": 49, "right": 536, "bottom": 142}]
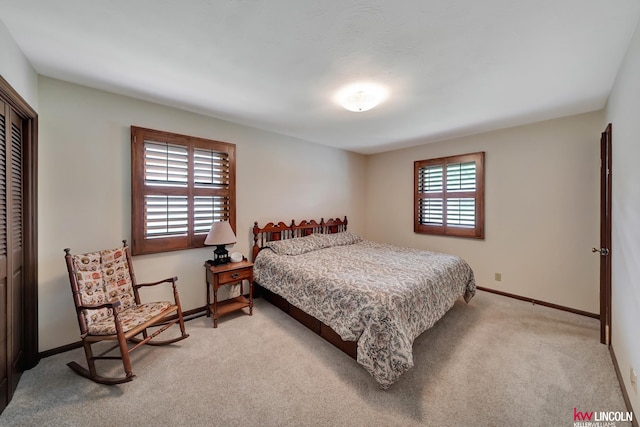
[{"left": 336, "top": 83, "right": 387, "bottom": 112}]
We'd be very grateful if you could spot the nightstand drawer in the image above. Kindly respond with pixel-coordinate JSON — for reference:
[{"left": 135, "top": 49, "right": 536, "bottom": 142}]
[{"left": 218, "top": 268, "right": 252, "bottom": 284}]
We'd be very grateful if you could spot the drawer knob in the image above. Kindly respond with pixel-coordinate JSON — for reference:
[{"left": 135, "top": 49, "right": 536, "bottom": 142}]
[{"left": 231, "top": 273, "right": 240, "bottom": 279}]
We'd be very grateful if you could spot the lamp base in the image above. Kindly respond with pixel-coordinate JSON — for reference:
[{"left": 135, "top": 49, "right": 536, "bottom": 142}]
[{"left": 209, "top": 244, "right": 230, "bottom": 266}]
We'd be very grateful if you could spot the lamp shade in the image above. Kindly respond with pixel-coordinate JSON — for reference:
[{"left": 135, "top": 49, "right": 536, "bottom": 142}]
[{"left": 204, "top": 221, "right": 236, "bottom": 246}]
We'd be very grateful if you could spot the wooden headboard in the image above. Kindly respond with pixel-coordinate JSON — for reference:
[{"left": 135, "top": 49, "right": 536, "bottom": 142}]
[{"left": 252, "top": 216, "right": 348, "bottom": 261}]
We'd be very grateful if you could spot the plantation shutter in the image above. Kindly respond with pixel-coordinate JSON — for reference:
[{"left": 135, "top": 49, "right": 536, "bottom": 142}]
[
  {"left": 131, "top": 127, "right": 236, "bottom": 255},
  {"left": 144, "top": 142, "right": 188, "bottom": 187},
  {"left": 445, "top": 161, "right": 476, "bottom": 228},
  {"left": 417, "top": 164, "right": 443, "bottom": 225},
  {"left": 193, "top": 148, "right": 231, "bottom": 234},
  {"left": 143, "top": 142, "right": 189, "bottom": 238},
  {"left": 414, "top": 152, "right": 484, "bottom": 239}
]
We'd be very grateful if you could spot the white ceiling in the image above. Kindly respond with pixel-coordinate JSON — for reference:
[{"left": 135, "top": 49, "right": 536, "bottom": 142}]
[{"left": 1, "top": 1, "right": 639, "bottom": 154}]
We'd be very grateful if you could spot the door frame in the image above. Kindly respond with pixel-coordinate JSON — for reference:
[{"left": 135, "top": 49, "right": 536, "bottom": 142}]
[
  {"left": 599, "top": 123, "right": 612, "bottom": 345},
  {"left": 0, "top": 76, "right": 38, "bottom": 370}
]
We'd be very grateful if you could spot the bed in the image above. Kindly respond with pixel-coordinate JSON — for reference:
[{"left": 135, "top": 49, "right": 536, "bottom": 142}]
[{"left": 252, "top": 217, "right": 476, "bottom": 388}]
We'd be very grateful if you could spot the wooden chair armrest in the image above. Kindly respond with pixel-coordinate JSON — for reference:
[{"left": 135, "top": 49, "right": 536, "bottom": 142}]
[
  {"left": 134, "top": 277, "right": 182, "bottom": 308},
  {"left": 134, "top": 276, "right": 178, "bottom": 289}
]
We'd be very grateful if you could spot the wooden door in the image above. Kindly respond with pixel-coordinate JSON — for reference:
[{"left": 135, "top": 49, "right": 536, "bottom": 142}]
[
  {"left": 0, "top": 97, "right": 7, "bottom": 415},
  {"left": 0, "top": 97, "right": 25, "bottom": 409},
  {"left": 597, "top": 123, "right": 612, "bottom": 345},
  {"left": 0, "top": 72, "right": 40, "bottom": 414},
  {"left": 0, "top": 100, "right": 9, "bottom": 414}
]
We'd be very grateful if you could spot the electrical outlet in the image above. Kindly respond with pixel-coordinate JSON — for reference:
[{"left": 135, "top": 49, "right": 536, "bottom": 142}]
[
  {"left": 631, "top": 367, "right": 637, "bottom": 394},
  {"left": 494, "top": 273, "right": 502, "bottom": 282}
]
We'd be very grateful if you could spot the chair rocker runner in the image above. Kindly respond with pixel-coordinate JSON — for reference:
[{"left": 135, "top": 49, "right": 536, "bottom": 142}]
[{"left": 64, "top": 241, "right": 189, "bottom": 384}]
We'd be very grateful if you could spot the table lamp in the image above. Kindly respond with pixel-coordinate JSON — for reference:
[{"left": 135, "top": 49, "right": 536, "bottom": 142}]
[{"left": 204, "top": 221, "right": 236, "bottom": 265}]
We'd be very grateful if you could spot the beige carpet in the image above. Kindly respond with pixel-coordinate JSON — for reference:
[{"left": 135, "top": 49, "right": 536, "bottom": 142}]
[{"left": 0, "top": 291, "right": 631, "bottom": 426}]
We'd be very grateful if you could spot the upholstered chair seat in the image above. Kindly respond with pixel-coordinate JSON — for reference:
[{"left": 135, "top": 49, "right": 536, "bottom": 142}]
[{"left": 86, "top": 301, "right": 173, "bottom": 336}]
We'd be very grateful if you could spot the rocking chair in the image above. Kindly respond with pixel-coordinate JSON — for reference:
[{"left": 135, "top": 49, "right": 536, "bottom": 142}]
[{"left": 64, "top": 240, "right": 189, "bottom": 384}]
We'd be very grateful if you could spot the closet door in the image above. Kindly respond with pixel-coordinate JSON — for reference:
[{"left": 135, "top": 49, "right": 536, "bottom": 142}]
[
  {"left": 0, "top": 76, "right": 37, "bottom": 415},
  {"left": 0, "top": 98, "right": 25, "bottom": 411},
  {"left": 0, "top": 98, "right": 8, "bottom": 409}
]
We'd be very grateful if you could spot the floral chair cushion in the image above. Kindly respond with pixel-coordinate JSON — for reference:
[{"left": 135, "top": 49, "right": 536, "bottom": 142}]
[
  {"left": 100, "top": 247, "right": 135, "bottom": 310},
  {"left": 87, "top": 301, "right": 173, "bottom": 335},
  {"left": 72, "top": 247, "right": 137, "bottom": 330}
]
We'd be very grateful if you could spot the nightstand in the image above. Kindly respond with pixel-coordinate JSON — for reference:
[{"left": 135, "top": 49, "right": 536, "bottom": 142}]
[{"left": 205, "top": 259, "right": 254, "bottom": 328}]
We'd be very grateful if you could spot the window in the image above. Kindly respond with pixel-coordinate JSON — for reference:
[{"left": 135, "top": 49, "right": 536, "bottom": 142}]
[
  {"left": 131, "top": 126, "right": 236, "bottom": 255},
  {"left": 414, "top": 152, "right": 484, "bottom": 239}
]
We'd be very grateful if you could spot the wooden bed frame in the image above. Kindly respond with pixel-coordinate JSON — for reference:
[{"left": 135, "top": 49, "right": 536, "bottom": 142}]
[{"left": 251, "top": 216, "right": 357, "bottom": 359}]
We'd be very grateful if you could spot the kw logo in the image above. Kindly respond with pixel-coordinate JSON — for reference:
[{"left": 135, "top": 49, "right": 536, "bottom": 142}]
[{"left": 574, "top": 408, "right": 594, "bottom": 421}]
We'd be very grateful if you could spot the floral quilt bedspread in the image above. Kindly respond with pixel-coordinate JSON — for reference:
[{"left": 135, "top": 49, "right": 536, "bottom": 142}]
[{"left": 253, "top": 232, "right": 476, "bottom": 388}]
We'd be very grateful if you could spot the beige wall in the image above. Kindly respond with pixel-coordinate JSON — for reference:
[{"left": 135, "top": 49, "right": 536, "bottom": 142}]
[
  {"left": 366, "top": 111, "right": 604, "bottom": 313},
  {"left": 37, "top": 76, "right": 367, "bottom": 351},
  {"left": 0, "top": 19, "right": 38, "bottom": 109},
  {"left": 605, "top": 17, "right": 640, "bottom": 415}
]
